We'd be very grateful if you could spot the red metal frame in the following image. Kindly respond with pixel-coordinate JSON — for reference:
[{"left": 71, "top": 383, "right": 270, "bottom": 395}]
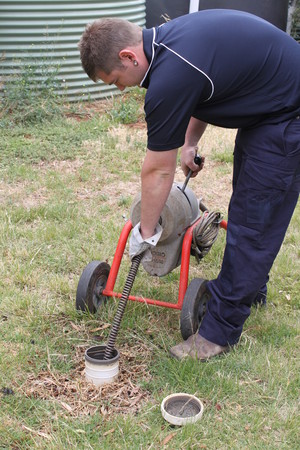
[{"left": 102, "top": 217, "right": 227, "bottom": 310}]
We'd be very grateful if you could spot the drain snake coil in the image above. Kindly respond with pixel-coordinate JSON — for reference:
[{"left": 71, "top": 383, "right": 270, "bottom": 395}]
[
  {"left": 191, "top": 210, "right": 222, "bottom": 262},
  {"left": 104, "top": 253, "right": 143, "bottom": 360}
]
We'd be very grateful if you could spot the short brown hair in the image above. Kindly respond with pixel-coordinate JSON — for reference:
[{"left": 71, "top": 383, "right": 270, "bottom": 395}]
[{"left": 78, "top": 18, "right": 142, "bottom": 82}]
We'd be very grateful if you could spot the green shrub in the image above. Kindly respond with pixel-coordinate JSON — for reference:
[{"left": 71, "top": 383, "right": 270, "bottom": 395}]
[
  {"left": 109, "top": 94, "right": 142, "bottom": 124},
  {"left": 0, "top": 56, "right": 64, "bottom": 125},
  {"left": 291, "top": 0, "right": 300, "bottom": 42}
]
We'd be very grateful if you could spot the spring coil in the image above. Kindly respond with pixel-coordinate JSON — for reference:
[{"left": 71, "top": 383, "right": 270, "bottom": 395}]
[
  {"left": 104, "top": 253, "right": 143, "bottom": 360},
  {"left": 191, "top": 210, "right": 222, "bottom": 262}
]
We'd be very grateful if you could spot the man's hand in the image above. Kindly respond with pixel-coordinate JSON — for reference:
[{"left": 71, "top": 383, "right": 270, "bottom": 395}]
[
  {"left": 181, "top": 117, "right": 207, "bottom": 177},
  {"left": 129, "top": 222, "right": 163, "bottom": 261},
  {"left": 181, "top": 144, "right": 205, "bottom": 177}
]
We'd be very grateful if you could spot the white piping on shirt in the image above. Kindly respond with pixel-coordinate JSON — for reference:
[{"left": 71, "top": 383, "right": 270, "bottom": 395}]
[
  {"left": 140, "top": 28, "right": 214, "bottom": 102},
  {"left": 158, "top": 42, "right": 214, "bottom": 101},
  {"left": 140, "top": 28, "right": 157, "bottom": 87}
]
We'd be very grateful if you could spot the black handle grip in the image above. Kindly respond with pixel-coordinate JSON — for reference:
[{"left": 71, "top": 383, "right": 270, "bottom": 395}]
[
  {"left": 181, "top": 154, "right": 203, "bottom": 193},
  {"left": 194, "top": 155, "right": 203, "bottom": 166}
]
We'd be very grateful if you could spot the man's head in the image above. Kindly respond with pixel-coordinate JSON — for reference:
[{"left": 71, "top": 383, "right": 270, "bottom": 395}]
[{"left": 79, "top": 18, "right": 147, "bottom": 89}]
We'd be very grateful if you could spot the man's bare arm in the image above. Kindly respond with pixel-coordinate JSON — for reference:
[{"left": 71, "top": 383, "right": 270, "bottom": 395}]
[
  {"left": 181, "top": 117, "right": 207, "bottom": 176},
  {"left": 140, "top": 148, "right": 178, "bottom": 239}
]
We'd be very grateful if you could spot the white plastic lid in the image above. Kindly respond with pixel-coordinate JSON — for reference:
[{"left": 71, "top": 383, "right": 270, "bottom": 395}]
[{"left": 161, "top": 393, "right": 204, "bottom": 426}]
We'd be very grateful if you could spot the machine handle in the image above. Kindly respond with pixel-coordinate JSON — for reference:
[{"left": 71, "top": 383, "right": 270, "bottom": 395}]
[
  {"left": 181, "top": 155, "right": 203, "bottom": 193},
  {"left": 194, "top": 155, "right": 203, "bottom": 166}
]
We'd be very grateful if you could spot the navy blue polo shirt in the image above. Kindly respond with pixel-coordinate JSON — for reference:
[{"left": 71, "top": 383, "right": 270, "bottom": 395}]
[{"left": 141, "top": 10, "right": 300, "bottom": 151}]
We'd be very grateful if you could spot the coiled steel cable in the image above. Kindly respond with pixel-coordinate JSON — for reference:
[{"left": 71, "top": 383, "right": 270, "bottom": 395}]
[
  {"left": 191, "top": 210, "right": 222, "bottom": 262},
  {"left": 104, "top": 253, "right": 143, "bottom": 360}
]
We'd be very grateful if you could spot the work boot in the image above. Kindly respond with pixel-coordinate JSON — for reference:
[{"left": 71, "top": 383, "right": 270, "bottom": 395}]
[{"left": 169, "top": 333, "right": 229, "bottom": 361}]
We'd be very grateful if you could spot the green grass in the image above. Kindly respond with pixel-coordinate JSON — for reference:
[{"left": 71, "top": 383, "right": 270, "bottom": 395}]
[{"left": 0, "top": 95, "right": 299, "bottom": 449}]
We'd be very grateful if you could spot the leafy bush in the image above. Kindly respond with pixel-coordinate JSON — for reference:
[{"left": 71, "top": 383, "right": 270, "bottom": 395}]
[
  {"left": 108, "top": 89, "right": 145, "bottom": 124},
  {"left": 290, "top": 0, "right": 300, "bottom": 41},
  {"left": 0, "top": 56, "right": 64, "bottom": 125},
  {"left": 109, "top": 95, "right": 141, "bottom": 124}
]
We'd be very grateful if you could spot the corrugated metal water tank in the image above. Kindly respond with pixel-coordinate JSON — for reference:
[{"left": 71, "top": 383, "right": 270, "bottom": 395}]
[{"left": 0, "top": 1, "right": 146, "bottom": 101}]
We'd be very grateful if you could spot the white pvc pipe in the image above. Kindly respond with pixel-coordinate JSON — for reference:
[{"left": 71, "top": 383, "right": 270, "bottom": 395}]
[
  {"left": 85, "top": 345, "right": 120, "bottom": 386},
  {"left": 189, "top": 0, "right": 200, "bottom": 13}
]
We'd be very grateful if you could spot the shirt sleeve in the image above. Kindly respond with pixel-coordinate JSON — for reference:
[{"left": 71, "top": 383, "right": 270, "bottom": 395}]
[{"left": 145, "top": 55, "right": 211, "bottom": 151}]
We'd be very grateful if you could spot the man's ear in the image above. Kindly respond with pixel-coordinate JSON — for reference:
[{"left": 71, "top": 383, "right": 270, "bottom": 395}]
[{"left": 119, "top": 49, "right": 136, "bottom": 62}]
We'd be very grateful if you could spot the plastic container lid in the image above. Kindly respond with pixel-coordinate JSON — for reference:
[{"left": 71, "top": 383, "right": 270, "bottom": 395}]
[{"left": 161, "top": 393, "right": 204, "bottom": 426}]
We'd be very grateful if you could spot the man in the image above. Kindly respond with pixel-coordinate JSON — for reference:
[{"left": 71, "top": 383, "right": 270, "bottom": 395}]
[{"left": 79, "top": 10, "right": 300, "bottom": 360}]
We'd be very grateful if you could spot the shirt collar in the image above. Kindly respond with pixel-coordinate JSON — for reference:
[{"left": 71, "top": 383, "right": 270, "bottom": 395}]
[{"left": 140, "top": 27, "right": 156, "bottom": 89}]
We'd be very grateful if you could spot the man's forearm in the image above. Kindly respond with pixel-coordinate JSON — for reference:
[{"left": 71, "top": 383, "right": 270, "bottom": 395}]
[
  {"left": 185, "top": 117, "right": 208, "bottom": 146},
  {"left": 141, "top": 170, "right": 174, "bottom": 238},
  {"left": 140, "top": 149, "right": 177, "bottom": 239},
  {"left": 181, "top": 118, "right": 207, "bottom": 176}
]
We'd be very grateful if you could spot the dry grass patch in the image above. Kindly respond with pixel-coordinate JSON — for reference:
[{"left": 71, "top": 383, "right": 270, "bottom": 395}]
[
  {"left": 20, "top": 341, "right": 152, "bottom": 419},
  {"left": 0, "top": 182, "right": 49, "bottom": 208}
]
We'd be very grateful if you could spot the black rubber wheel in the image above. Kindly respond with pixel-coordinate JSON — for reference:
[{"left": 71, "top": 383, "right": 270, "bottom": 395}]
[
  {"left": 180, "top": 278, "right": 210, "bottom": 340},
  {"left": 76, "top": 261, "right": 111, "bottom": 313}
]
